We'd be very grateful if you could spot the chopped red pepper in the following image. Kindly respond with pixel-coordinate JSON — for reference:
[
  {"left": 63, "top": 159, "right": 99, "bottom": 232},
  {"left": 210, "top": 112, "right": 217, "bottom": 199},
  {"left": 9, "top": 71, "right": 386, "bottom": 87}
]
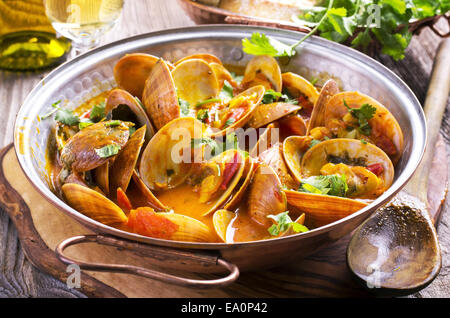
[
  {"left": 298, "top": 95, "right": 314, "bottom": 118},
  {"left": 223, "top": 107, "right": 246, "bottom": 128},
  {"left": 127, "top": 207, "right": 179, "bottom": 239},
  {"left": 81, "top": 110, "right": 91, "bottom": 119},
  {"left": 220, "top": 152, "right": 240, "bottom": 190},
  {"left": 366, "top": 163, "right": 384, "bottom": 176}
]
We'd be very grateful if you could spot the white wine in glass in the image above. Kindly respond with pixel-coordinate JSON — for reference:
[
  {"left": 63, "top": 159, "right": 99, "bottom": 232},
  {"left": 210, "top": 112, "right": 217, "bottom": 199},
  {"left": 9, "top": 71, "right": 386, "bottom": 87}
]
[{"left": 44, "top": 0, "right": 124, "bottom": 51}]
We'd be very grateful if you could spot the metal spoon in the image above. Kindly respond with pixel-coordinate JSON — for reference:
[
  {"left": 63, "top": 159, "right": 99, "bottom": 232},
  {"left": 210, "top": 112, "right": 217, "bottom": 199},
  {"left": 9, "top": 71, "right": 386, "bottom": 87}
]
[{"left": 347, "top": 38, "right": 450, "bottom": 296}]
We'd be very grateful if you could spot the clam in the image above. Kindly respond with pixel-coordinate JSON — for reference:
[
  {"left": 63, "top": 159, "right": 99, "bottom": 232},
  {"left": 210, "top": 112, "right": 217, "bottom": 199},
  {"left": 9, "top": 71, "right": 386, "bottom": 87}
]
[
  {"left": 307, "top": 79, "right": 340, "bottom": 134},
  {"left": 240, "top": 55, "right": 282, "bottom": 92},
  {"left": 62, "top": 183, "right": 128, "bottom": 225},
  {"left": 139, "top": 117, "right": 207, "bottom": 191},
  {"left": 212, "top": 209, "right": 236, "bottom": 242},
  {"left": 131, "top": 170, "right": 168, "bottom": 211},
  {"left": 173, "top": 53, "right": 223, "bottom": 66},
  {"left": 324, "top": 91, "right": 404, "bottom": 164},
  {"left": 207, "top": 85, "right": 265, "bottom": 137},
  {"left": 171, "top": 58, "right": 220, "bottom": 106},
  {"left": 277, "top": 114, "right": 307, "bottom": 137},
  {"left": 258, "top": 142, "right": 299, "bottom": 190},
  {"left": 60, "top": 120, "right": 131, "bottom": 172},
  {"left": 113, "top": 53, "right": 160, "bottom": 98},
  {"left": 248, "top": 164, "right": 287, "bottom": 228},
  {"left": 282, "top": 135, "right": 314, "bottom": 183},
  {"left": 109, "top": 126, "right": 147, "bottom": 195},
  {"left": 284, "top": 189, "right": 368, "bottom": 227},
  {"left": 94, "top": 161, "right": 110, "bottom": 195},
  {"left": 223, "top": 155, "right": 256, "bottom": 211},
  {"left": 249, "top": 122, "right": 279, "bottom": 158},
  {"left": 127, "top": 207, "right": 216, "bottom": 242},
  {"left": 282, "top": 72, "right": 319, "bottom": 118},
  {"left": 142, "top": 59, "right": 180, "bottom": 130},
  {"left": 247, "top": 102, "right": 301, "bottom": 129},
  {"left": 210, "top": 62, "right": 238, "bottom": 90},
  {"left": 105, "top": 88, "right": 155, "bottom": 141},
  {"left": 301, "top": 138, "right": 395, "bottom": 197}
]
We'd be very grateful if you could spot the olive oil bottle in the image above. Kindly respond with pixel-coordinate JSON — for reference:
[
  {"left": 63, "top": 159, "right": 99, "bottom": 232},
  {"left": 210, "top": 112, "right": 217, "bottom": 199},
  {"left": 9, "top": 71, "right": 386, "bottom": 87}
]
[{"left": 0, "top": 0, "right": 71, "bottom": 71}]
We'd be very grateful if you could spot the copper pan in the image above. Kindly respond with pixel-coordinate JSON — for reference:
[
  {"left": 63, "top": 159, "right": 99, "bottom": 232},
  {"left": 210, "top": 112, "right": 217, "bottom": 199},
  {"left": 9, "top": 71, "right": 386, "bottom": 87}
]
[{"left": 14, "top": 26, "right": 426, "bottom": 288}]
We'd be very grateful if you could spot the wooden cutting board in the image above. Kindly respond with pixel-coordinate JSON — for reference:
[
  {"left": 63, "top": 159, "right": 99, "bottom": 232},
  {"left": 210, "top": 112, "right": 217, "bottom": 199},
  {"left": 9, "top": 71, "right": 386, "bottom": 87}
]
[{"left": 0, "top": 139, "right": 447, "bottom": 298}]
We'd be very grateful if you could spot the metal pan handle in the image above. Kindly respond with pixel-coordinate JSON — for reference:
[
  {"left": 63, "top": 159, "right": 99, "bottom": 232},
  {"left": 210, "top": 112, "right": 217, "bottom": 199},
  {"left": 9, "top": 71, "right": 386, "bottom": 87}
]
[{"left": 55, "top": 234, "right": 239, "bottom": 289}]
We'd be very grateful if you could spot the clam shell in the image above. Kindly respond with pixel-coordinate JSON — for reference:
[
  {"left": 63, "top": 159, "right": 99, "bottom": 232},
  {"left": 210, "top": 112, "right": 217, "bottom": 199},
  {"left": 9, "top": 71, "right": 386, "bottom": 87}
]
[
  {"left": 324, "top": 91, "right": 404, "bottom": 164},
  {"left": 282, "top": 135, "right": 314, "bottom": 184},
  {"left": 247, "top": 102, "right": 301, "bottom": 129},
  {"left": 248, "top": 164, "right": 287, "bottom": 228},
  {"left": 158, "top": 212, "right": 217, "bottom": 242},
  {"left": 249, "top": 122, "right": 279, "bottom": 158},
  {"left": 105, "top": 88, "right": 155, "bottom": 141},
  {"left": 173, "top": 53, "right": 223, "bottom": 66},
  {"left": 208, "top": 85, "right": 265, "bottom": 137},
  {"left": 62, "top": 183, "right": 128, "bottom": 225},
  {"left": 94, "top": 161, "right": 110, "bottom": 196},
  {"left": 282, "top": 72, "right": 319, "bottom": 116},
  {"left": 241, "top": 55, "right": 282, "bottom": 92},
  {"left": 131, "top": 170, "right": 168, "bottom": 210},
  {"left": 110, "top": 126, "right": 146, "bottom": 195},
  {"left": 142, "top": 59, "right": 180, "bottom": 130},
  {"left": 301, "top": 138, "right": 395, "bottom": 192},
  {"left": 139, "top": 117, "right": 207, "bottom": 191},
  {"left": 113, "top": 53, "right": 160, "bottom": 98},
  {"left": 200, "top": 149, "right": 246, "bottom": 216},
  {"left": 171, "top": 58, "right": 220, "bottom": 106},
  {"left": 258, "top": 143, "right": 298, "bottom": 190},
  {"left": 60, "top": 121, "right": 131, "bottom": 172},
  {"left": 210, "top": 62, "right": 237, "bottom": 90},
  {"left": 212, "top": 209, "right": 236, "bottom": 242},
  {"left": 307, "top": 79, "right": 339, "bottom": 134},
  {"left": 285, "top": 189, "right": 368, "bottom": 227},
  {"left": 223, "top": 155, "right": 255, "bottom": 211}
]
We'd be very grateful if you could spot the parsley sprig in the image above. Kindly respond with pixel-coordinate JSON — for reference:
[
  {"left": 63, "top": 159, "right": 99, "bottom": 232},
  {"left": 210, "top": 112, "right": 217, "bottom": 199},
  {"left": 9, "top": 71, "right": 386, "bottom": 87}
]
[
  {"left": 299, "top": 174, "right": 349, "bottom": 197},
  {"left": 343, "top": 99, "right": 376, "bottom": 136},
  {"left": 267, "top": 211, "right": 309, "bottom": 236},
  {"left": 242, "top": 0, "right": 448, "bottom": 61}
]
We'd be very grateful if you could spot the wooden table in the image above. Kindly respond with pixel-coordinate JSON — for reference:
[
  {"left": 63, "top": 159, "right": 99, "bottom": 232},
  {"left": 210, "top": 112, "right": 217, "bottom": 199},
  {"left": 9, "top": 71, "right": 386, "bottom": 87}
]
[{"left": 0, "top": 0, "right": 448, "bottom": 297}]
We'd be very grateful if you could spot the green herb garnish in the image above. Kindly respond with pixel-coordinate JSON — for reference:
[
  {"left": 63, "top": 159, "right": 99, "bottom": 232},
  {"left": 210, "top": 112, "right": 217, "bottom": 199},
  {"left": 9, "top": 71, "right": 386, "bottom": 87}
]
[
  {"left": 299, "top": 174, "right": 349, "bottom": 197},
  {"left": 78, "top": 121, "right": 94, "bottom": 130},
  {"left": 89, "top": 101, "right": 106, "bottom": 122},
  {"left": 105, "top": 120, "right": 122, "bottom": 127},
  {"left": 40, "top": 100, "right": 62, "bottom": 120},
  {"left": 343, "top": 99, "right": 376, "bottom": 136},
  {"left": 267, "top": 211, "right": 309, "bottom": 236},
  {"left": 196, "top": 109, "right": 209, "bottom": 122},
  {"left": 95, "top": 144, "right": 121, "bottom": 158},
  {"left": 178, "top": 98, "right": 190, "bottom": 117},
  {"left": 220, "top": 80, "right": 234, "bottom": 99},
  {"left": 55, "top": 108, "right": 80, "bottom": 126},
  {"left": 224, "top": 118, "right": 235, "bottom": 128},
  {"left": 195, "top": 98, "right": 222, "bottom": 108}
]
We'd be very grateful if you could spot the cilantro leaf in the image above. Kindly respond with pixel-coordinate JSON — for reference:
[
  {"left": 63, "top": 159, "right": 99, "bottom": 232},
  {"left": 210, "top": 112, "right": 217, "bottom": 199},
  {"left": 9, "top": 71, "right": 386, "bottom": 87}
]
[
  {"left": 343, "top": 99, "right": 376, "bottom": 136},
  {"left": 55, "top": 108, "right": 80, "bottom": 126},
  {"left": 242, "top": 33, "right": 296, "bottom": 57},
  {"left": 267, "top": 211, "right": 309, "bottom": 236},
  {"left": 299, "top": 174, "right": 348, "bottom": 197},
  {"left": 95, "top": 144, "right": 121, "bottom": 158},
  {"left": 89, "top": 101, "right": 106, "bottom": 122},
  {"left": 262, "top": 89, "right": 282, "bottom": 104}
]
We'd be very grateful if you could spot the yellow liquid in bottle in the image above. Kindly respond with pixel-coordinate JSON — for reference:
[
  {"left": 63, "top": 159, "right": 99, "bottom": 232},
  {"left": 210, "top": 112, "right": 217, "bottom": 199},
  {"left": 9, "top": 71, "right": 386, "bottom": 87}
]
[{"left": 0, "top": 0, "right": 71, "bottom": 71}]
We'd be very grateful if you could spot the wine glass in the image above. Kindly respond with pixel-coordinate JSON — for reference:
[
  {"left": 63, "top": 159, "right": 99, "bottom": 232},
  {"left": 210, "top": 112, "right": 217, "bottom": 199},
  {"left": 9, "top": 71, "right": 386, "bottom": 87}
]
[{"left": 44, "top": 0, "right": 124, "bottom": 55}]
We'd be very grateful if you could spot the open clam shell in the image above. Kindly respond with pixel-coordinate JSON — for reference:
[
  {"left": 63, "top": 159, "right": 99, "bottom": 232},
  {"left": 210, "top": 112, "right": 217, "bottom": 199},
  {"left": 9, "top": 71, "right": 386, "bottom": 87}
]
[
  {"left": 248, "top": 164, "right": 287, "bottom": 228},
  {"left": 113, "top": 53, "right": 160, "bottom": 98},
  {"left": 139, "top": 117, "right": 207, "bottom": 191},
  {"left": 109, "top": 126, "right": 147, "bottom": 195},
  {"left": 212, "top": 209, "right": 236, "bottom": 243},
  {"left": 240, "top": 55, "right": 282, "bottom": 92},
  {"left": 142, "top": 59, "right": 180, "bottom": 131},
  {"left": 105, "top": 88, "right": 155, "bottom": 141},
  {"left": 307, "top": 79, "right": 340, "bottom": 134},
  {"left": 60, "top": 120, "right": 131, "bottom": 172},
  {"left": 173, "top": 53, "right": 223, "bottom": 66},
  {"left": 282, "top": 72, "right": 319, "bottom": 118},
  {"left": 94, "top": 161, "right": 110, "bottom": 196},
  {"left": 247, "top": 102, "right": 301, "bottom": 129},
  {"left": 282, "top": 135, "right": 314, "bottom": 184},
  {"left": 171, "top": 58, "right": 220, "bottom": 106},
  {"left": 207, "top": 85, "right": 265, "bottom": 137},
  {"left": 324, "top": 91, "right": 404, "bottom": 164},
  {"left": 158, "top": 212, "right": 217, "bottom": 242},
  {"left": 301, "top": 138, "right": 395, "bottom": 194},
  {"left": 284, "top": 189, "right": 368, "bottom": 227},
  {"left": 62, "top": 183, "right": 128, "bottom": 225},
  {"left": 131, "top": 170, "right": 168, "bottom": 211},
  {"left": 223, "top": 155, "right": 255, "bottom": 211}
]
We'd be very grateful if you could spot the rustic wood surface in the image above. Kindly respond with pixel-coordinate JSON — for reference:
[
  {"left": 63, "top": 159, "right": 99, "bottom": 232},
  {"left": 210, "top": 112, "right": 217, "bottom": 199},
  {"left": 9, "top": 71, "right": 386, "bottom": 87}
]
[{"left": 0, "top": 0, "right": 449, "bottom": 298}]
